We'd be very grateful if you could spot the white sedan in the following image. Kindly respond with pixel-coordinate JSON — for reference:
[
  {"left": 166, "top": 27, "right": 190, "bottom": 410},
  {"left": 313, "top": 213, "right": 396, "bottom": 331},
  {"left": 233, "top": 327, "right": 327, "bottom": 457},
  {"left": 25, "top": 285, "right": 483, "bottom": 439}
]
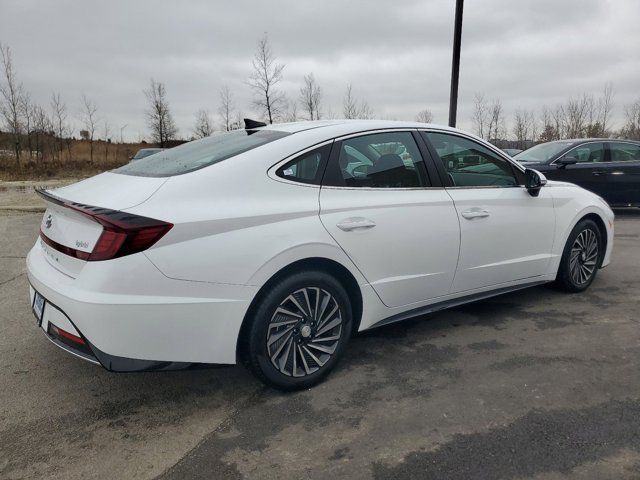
[{"left": 27, "top": 120, "right": 614, "bottom": 389}]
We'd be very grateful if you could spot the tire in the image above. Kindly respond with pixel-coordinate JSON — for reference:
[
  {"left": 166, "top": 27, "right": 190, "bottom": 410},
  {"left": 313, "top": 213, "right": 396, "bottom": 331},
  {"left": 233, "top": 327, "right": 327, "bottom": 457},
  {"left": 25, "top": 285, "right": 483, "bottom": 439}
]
[
  {"left": 243, "top": 270, "right": 353, "bottom": 390},
  {"left": 555, "top": 218, "right": 602, "bottom": 293}
]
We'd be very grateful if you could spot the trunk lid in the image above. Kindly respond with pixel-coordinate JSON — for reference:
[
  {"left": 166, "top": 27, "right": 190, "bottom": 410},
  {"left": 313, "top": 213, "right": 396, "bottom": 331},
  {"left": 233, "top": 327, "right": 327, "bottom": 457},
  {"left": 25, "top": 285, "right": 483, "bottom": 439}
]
[{"left": 37, "top": 172, "right": 169, "bottom": 278}]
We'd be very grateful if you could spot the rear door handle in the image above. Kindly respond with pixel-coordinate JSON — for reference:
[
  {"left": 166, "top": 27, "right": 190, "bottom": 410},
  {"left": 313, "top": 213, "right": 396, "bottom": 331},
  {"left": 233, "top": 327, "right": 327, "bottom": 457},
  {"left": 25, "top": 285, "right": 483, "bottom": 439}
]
[
  {"left": 337, "top": 217, "right": 377, "bottom": 231},
  {"left": 461, "top": 209, "right": 490, "bottom": 220},
  {"left": 592, "top": 170, "right": 606, "bottom": 176}
]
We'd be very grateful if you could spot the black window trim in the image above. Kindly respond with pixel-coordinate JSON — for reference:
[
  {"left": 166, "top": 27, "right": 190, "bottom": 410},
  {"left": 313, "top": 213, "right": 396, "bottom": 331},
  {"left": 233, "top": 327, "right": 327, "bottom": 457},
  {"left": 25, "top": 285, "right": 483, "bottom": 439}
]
[
  {"left": 419, "top": 129, "right": 527, "bottom": 189},
  {"left": 268, "top": 139, "right": 335, "bottom": 187},
  {"left": 319, "top": 128, "right": 441, "bottom": 191}
]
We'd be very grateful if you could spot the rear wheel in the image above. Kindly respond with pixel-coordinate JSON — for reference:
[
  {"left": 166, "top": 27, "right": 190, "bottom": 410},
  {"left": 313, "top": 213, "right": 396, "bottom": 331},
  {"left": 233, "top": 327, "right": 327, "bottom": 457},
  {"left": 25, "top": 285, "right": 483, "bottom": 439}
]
[
  {"left": 555, "top": 218, "right": 602, "bottom": 292},
  {"left": 243, "top": 270, "right": 353, "bottom": 390}
]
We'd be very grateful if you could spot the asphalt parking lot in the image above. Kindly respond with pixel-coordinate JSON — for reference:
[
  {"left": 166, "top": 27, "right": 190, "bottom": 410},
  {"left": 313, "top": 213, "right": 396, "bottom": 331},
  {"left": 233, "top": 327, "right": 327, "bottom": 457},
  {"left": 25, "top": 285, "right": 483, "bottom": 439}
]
[{"left": 1, "top": 210, "right": 639, "bottom": 480}]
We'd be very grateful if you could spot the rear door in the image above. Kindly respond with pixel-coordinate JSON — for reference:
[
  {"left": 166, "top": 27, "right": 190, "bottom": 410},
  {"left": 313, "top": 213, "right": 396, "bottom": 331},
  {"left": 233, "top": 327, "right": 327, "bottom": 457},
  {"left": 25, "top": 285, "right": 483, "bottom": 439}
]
[
  {"left": 604, "top": 141, "right": 640, "bottom": 205},
  {"left": 422, "top": 130, "right": 556, "bottom": 293},
  {"left": 548, "top": 142, "right": 608, "bottom": 197},
  {"left": 319, "top": 130, "right": 460, "bottom": 308}
]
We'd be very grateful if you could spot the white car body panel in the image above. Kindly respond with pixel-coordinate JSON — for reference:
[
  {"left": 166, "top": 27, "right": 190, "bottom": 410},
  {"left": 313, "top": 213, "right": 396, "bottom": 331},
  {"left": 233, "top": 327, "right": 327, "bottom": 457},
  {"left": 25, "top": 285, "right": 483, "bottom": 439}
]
[
  {"left": 319, "top": 186, "right": 460, "bottom": 307},
  {"left": 25, "top": 120, "right": 615, "bottom": 369},
  {"left": 446, "top": 186, "right": 556, "bottom": 292}
]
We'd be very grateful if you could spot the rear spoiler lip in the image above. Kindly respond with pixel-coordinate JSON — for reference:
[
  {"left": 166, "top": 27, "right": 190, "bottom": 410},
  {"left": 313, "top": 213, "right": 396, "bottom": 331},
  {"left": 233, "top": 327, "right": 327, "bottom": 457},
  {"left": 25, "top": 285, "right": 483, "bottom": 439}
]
[{"left": 35, "top": 188, "right": 67, "bottom": 207}]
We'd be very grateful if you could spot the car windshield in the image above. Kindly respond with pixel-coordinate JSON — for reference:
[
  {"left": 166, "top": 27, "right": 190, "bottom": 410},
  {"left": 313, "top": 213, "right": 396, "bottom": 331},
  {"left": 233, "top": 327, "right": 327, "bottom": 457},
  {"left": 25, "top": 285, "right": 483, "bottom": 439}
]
[
  {"left": 115, "top": 129, "right": 290, "bottom": 177},
  {"left": 514, "top": 141, "right": 576, "bottom": 163}
]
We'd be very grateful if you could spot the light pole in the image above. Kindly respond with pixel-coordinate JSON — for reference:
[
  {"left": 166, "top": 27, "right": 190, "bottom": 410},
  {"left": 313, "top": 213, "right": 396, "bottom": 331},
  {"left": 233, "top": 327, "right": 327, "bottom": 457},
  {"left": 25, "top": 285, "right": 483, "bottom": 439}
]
[{"left": 448, "top": 0, "right": 464, "bottom": 128}]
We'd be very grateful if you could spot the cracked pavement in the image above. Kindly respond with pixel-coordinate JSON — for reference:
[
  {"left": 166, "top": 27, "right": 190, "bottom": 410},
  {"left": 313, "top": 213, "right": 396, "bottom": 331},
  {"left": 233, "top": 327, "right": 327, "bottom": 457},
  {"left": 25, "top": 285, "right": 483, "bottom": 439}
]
[{"left": 1, "top": 210, "right": 639, "bottom": 479}]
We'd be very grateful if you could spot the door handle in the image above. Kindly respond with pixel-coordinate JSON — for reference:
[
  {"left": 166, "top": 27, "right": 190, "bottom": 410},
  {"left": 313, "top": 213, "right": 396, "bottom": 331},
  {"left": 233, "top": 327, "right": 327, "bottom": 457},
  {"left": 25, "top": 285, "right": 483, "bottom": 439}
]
[
  {"left": 461, "top": 209, "right": 490, "bottom": 220},
  {"left": 592, "top": 170, "right": 606, "bottom": 176},
  {"left": 336, "top": 217, "right": 377, "bottom": 231}
]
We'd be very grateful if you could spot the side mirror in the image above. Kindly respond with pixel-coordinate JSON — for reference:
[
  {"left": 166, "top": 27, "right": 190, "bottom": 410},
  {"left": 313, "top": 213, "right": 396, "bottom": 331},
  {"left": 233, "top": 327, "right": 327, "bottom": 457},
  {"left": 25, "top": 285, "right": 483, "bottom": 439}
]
[
  {"left": 525, "top": 168, "right": 547, "bottom": 197},
  {"left": 557, "top": 156, "right": 578, "bottom": 168}
]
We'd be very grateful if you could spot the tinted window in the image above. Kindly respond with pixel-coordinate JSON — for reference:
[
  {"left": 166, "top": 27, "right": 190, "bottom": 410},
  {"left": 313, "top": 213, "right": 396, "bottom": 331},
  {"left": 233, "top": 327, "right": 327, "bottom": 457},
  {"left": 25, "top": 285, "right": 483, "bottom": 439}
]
[
  {"left": 323, "top": 132, "right": 429, "bottom": 188},
  {"left": 609, "top": 142, "right": 640, "bottom": 162},
  {"left": 276, "top": 144, "right": 332, "bottom": 185},
  {"left": 564, "top": 143, "right": 605, "bottom": 163},
  {"left": 426, "top": 132, "right": 520, "bottom": 187},
  {"left": 115, "top": 129, "right": 290, "bottom": 177}
]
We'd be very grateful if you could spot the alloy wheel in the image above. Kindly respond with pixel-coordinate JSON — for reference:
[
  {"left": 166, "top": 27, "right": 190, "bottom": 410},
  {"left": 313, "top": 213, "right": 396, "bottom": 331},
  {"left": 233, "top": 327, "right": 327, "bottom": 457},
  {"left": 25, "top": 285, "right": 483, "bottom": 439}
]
[
  {"left": 266, "top": 287, "right": 343, "bottom": 377},
  {"left": 569, "top": 228, "right": 599, "bottom": 285}
]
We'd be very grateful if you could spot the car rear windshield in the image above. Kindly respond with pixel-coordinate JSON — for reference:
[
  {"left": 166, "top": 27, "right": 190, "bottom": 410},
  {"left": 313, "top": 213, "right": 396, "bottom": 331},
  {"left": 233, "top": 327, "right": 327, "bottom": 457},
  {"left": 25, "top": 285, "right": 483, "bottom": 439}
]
[{"left": 114, "top": 129, "right": 290, "bottom": 177}]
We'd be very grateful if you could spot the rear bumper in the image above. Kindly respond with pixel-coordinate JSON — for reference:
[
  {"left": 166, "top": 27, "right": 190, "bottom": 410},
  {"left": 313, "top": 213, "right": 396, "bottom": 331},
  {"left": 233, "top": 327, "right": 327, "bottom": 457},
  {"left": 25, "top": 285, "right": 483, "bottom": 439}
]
[{"left": 26, "top": 241, "right": 258, "bottom": 367}]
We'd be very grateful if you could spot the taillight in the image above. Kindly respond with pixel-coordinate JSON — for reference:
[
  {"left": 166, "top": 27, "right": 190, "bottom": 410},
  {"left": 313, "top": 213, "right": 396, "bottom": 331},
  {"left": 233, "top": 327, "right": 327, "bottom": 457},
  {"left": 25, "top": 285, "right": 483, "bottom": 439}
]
[{"left": 38, "top": 195, "right": 172, "bottom": 262}]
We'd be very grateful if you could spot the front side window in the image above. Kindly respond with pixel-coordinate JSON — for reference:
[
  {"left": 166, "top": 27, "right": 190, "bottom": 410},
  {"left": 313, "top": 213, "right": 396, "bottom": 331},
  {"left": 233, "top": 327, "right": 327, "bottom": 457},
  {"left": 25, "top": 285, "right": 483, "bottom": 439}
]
[
  {"left": 609, "top": 142, "right": 640, "bottom": 162},
  {"left": 563, "top": 143, "right": 605, "bottom": 163},
  {"left": 115, "top": 129, "right": 290, "bottom": 177},
  {"left": 276, "top": 143, "right": 332, "bottom": 185},
  {"left": 425, "top": 132, "right": 521, "bottom": 187},
  {"left": 323, "top": 132, "right": 429, "bottom": 188}
]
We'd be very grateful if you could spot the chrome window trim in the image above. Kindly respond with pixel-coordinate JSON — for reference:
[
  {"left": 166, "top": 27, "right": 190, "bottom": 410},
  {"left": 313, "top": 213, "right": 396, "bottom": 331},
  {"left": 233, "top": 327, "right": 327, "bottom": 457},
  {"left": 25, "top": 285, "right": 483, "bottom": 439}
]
[{"left": 549, "top": 140, "right": 607, "bottom": 166}]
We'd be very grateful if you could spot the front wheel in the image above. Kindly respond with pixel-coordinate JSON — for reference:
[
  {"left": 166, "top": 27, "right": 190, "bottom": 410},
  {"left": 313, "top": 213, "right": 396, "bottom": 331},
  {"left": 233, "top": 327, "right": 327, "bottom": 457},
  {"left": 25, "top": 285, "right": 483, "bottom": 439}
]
[
  {"left": 555, "top": 218, "right": 602, "bottom": 292},
  {"left": 243, "top": 270, "right": 353, "bottom": 390}
]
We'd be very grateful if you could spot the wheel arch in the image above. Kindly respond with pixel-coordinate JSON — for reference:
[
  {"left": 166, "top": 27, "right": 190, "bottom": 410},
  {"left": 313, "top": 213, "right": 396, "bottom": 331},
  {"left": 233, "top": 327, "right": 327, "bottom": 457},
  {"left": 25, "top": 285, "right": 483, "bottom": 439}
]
[{"left": 236, "top": 257, "right": 364, "bottom": 363}]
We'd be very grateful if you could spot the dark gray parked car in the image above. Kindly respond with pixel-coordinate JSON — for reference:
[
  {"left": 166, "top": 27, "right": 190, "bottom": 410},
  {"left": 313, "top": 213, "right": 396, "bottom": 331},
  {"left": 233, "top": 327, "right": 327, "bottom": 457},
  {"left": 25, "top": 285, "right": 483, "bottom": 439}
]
[{"left": 515, "top": 139, "right": 640, "bottom": 206}]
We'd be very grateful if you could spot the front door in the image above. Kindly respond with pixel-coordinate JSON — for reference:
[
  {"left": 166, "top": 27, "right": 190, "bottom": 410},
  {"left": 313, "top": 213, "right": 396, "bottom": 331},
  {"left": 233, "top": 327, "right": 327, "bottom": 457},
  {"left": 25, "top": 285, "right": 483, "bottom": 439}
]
[
  {"left": 547, "top": 142, "right": 608, "bottom": 197},
  {"left": 319, "top": 131, "right": 460, "bottom": 308},
  {"left": 422, "top": 131, "right": 556, "bottom": 293}
]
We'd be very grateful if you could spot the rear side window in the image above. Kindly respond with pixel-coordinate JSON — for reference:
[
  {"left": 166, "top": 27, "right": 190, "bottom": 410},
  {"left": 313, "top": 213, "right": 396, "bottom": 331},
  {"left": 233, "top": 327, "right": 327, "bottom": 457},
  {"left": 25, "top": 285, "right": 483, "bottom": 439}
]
[
  {"left": 609, "top": 142, "right": 640, "bottom": 162},
  {"left": 323, "top": 131, "right": 429, "bottom": 188},
  {"left": 276, "top": 143, "right": 332, "bottom": 185},
  {"left": 114, "top": 129, "right": 290, "bottom": 177}
]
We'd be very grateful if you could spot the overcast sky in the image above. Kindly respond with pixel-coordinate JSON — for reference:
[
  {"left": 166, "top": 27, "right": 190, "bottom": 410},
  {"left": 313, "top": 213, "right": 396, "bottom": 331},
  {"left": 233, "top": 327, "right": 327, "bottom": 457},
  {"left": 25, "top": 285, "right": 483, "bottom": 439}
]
[{"left": 1, "top": 0, "right": 638, "bottom": 141}]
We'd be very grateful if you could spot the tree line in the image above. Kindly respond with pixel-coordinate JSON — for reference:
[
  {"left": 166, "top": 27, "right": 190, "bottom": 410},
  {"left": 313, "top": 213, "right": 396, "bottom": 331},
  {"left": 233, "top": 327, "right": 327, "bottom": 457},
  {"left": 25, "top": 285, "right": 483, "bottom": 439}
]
[
  {"left": 2, "top": 34, "right": 640, "bottom": 168},
  {"left": 472, "top": 82, "right": 639, "bottom": 149}
]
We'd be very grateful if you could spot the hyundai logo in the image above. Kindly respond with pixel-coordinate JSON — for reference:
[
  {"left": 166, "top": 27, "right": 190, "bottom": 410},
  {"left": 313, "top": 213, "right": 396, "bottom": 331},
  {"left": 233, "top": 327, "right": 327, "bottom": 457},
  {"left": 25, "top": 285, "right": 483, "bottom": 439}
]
[{"left": 45, "top": 214, "right": 53, "bottom": 229}]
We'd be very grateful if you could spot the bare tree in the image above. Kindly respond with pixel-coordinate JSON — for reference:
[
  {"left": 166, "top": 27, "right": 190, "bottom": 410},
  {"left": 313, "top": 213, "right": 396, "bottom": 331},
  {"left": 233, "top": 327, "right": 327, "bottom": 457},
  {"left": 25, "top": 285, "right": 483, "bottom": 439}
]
[
  {"left": 218, "top": 85, "right": 234, "bottom": 131},
  {"left": 343, "top": 84, "right": 358, "bottom": 119},
  {"left": 599, "top": 82, "right": 614, "bottom": 134},
  {"left": 486, "top": 99, "right": 505, "bottom": 142},
  {"left": 621, "top": 98, "right": 640, "bottom": 140},
  {"left": 102, "top": 120, "right": 111, "bottom": 161},
  {"left": 285, "top": 98, "right": 298, "bottom": 122},
  {"left": 0, "top": 42, "right": 24, "bottom": 164},
  {"left": 144, "top": 79, "right": 177, "bottom": 147},
  {"left": 299, "top": 73, "right": 322, "bottom": 120},
  {"left": 563, "top": 94, "right": 590, "bottom": 138},
  {"left": 415, "top": 108, "right": 433, "bottom": 123},
  {"left": 19, "top": 92, "right": 34, "bottom": 159},
  {"left": 80, "top": 94, "right": 98, "bottom": 161},
  {"left": 193, "top": 109, "right": 214, "bottom": 138},
  {"left": 513, "top": 108, "right": 536, "bottom": 148},
  {"left": 472, "top": 93, "right": 489, "bottom": 139},
  {"left": 248, "top": 34, "right": 285, "bottom": 124},
  {"left": 343, "top": 84, "right": 373, "bottom": 119},
  {"left": 32, "top": 105, "right": 52, "bottom": 160},
  {"left": 50, "top": 92, "right": 69, "bottom": 160}
]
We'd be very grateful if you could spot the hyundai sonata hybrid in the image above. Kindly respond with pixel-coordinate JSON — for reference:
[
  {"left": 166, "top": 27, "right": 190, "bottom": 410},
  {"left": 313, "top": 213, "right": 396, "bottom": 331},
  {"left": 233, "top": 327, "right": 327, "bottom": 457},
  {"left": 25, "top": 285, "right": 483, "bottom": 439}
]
[{"left": 27, "top": 120, "right": 614, "bottom": 389}]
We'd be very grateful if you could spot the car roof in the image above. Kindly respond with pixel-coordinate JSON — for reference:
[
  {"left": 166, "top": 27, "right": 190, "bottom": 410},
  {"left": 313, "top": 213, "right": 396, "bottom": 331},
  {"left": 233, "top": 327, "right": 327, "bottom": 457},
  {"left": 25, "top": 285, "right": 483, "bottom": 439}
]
[{"left": 259, "top": 119, "right": 463, "bottom": 137}]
